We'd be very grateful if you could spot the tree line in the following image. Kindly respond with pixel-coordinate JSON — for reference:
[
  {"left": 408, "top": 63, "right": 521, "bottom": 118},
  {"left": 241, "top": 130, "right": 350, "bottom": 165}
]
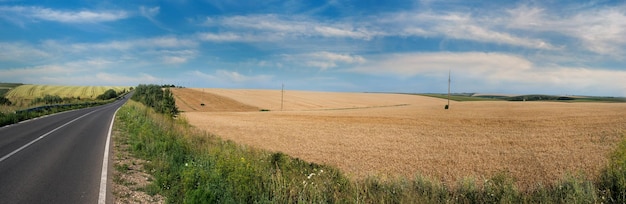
[{"left": 131, "top": 84, "right": 178, "bottom": 116}]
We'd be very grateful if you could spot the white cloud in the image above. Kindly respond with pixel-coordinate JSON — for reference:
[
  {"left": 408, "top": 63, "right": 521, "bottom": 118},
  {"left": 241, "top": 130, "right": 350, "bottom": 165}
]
[
  {"left": 0, "top": 42, "right": 52, "bottom": 62},
  {"left": 313, "top": 25, "right": 372, "bottom": 39},
  {"left": 0, "top": 65, "right": 68, "bottom": 79},
  {"left": 214, "top": 70, "right": 273, "bottom": 83},
  {"left": 197, "top": 32, "right": 250, "bottom": 42},
  {"left": 145, "top": 36, "right": 197, "bottom": 48},
  {"left": 94, "top": 73, "right": 158, "bottom": 85},
  {"left": 506, "top": 4, "right": 626, "bottom": 56},
  {"left": 351, "top": 52, "right": 531, "bottom": 77},
  {"left": 310, "top": 52, "right": 365, "bottom": 63},
  {"left": 382, "top": 11, "right": 557, "bottom": 50},
  {"left": 203, "top": 14, "right": 376, "bottom": 40},
  {"left": 139, "top": 6, "right": 171, "bottom": 31},
  {"left": 284, "top": 51, "right": 365, "bottom": 70},
  {"left": 199, "top": 11, "right": 558, "bottom": 50},
  {"left": 439, "top": 24, "right": 554, "bottom": 49},
  {"left": 0, "top": 60, "right": 158, "bottom": 85},
  {"left": 350, "top": 52, "right": 626, "bottom": 95},
  {"left": 0, "top": 6, "right": 128, "bottom": 23},
  {"left": 183, "top": 70, "right": 274, "bottom": 87},
  {"left": 159, "top": 50, "right": 196, "bottom": 64},
  {"left": 163, "top": 56, "right": 188, "bottom": 64},
  {"left": 139, "top": 6, "right": 159, "bottom": 18},
  {"left": 33, "top": 37, "right": 199, "bottom": 68},
  {"left": 506, "top": 5, "right": 546, "bottom": 29},
  {"left": 214, "top": 14, "right": 307, "bottom": 33},
  {"left": 48, "top": 36, "right": 198, "bottom": 52},
  {"left": 0, "top": 58, "right": 116, "bottom": 79},
  {"left": 36, "top": 72, "right": 158, "bottom": 86}
]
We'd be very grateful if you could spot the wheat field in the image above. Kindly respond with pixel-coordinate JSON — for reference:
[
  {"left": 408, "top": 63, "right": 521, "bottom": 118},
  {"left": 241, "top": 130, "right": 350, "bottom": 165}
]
[
  {"left": 174, "top": 88, "right": 626, "bottom": 190},
  {"left": 5, "top": 84, "right": 128, "bottom": 100}
]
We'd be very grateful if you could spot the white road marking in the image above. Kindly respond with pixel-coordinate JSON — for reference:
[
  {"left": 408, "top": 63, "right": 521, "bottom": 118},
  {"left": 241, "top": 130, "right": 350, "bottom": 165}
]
[
  {"left": 98, "top": 107, "right": 121, "bottom": 204},
  {"left": 0, "top": 109, "right": 98, "bottom": 163}
]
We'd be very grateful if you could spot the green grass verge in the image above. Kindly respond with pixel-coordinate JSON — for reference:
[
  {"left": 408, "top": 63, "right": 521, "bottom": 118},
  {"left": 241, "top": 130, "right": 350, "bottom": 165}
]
[
  {"left": 598, "top": 133, "right": 626, "bottom": 202},
  {"left": 116, "top": 100, "right": 626, "bottom": 203},
  {"left": 116, "top": 101, "right": 352, "bottom": 203}
]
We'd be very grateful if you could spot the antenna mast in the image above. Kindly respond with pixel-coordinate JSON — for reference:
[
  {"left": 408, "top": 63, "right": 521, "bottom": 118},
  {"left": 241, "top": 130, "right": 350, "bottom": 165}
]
[{"left": 281, "top": 83, "right": 284, "bottom": 111}]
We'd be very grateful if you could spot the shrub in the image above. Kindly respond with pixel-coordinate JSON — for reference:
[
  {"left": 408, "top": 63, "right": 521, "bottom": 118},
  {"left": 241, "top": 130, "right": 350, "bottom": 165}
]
[
  {"left": 0, "top": 96, "right": 11, "bottom": 105},
  {"left": 131, "top": 84, "right": 178, "bottom": 116},
  {"left": 31, "top": 95, "right": 63, "bottom": 105},
  {"left": 97, "top": 89, "right": 118, "bottom": 100}
]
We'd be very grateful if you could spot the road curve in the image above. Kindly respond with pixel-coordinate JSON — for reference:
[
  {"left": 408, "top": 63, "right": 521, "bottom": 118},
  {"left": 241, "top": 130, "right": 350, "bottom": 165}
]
[{"left": 0, "top": 95, "right": 130, "bottom": 203}]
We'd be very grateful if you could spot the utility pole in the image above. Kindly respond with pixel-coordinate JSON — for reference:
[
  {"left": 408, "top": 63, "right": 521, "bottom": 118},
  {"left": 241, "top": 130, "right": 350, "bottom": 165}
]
[
  {"left": 446, "top": 70, "right": 451, "bottom": 110},
  {"left": 281, "top": 83, "right": 284, "bottom": 111}
]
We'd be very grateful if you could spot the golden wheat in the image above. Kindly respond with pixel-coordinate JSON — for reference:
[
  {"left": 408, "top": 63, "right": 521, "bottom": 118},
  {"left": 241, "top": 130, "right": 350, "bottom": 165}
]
[
  {"left": 5, "top": 84, "right": 128, "bottom": 100},
  {"left": 175, "top": 88, "right": 626, "bottom": 190}
]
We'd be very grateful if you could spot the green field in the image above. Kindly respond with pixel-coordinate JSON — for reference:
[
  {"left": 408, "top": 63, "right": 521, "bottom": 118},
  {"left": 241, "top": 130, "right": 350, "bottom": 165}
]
[{"left": 5, "top": 84, "right": 129, "bottom": 101}]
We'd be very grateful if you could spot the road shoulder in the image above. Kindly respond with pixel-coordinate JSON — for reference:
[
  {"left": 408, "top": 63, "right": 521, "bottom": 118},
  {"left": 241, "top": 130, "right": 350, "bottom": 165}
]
[{"left": 111, "top": 120, "right": 165, "bottom": 204}]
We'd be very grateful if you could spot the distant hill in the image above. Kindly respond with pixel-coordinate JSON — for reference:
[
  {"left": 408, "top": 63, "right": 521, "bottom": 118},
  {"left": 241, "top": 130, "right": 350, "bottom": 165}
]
[
  {"left": 418, "top": 93, "right": 626, "bottom": 102},
  {"left": 0, "top": 83, "right": 24, "bottom": 97}
]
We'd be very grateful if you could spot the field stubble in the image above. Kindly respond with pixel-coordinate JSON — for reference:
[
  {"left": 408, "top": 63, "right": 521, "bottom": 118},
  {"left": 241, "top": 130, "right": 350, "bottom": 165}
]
[{"left": 176, "top": 88, "right": 626, "bottom": 190}]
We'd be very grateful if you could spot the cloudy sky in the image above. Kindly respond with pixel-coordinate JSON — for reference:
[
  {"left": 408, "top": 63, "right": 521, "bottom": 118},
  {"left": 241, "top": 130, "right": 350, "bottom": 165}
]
[{"left": 1, "top": 0, "right": 625, "bottom": 96}]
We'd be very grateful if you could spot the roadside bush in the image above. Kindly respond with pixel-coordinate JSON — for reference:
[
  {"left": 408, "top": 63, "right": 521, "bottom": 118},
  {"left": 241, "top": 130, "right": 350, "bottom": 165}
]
[
  {"left": 131, "top": 84, "right": 178, "bottom": 116},
  {"left": 97, "top": 89, "right": 118, "bottom": 100},
  {"left": 30, "top": 95, "right": 63, "bottom": 105},
  {"left": 45, "top": 95, "right": 63, "bottom": 104},
  {"left": 0, "top": 96, "right": 11, "bottom": 105}
]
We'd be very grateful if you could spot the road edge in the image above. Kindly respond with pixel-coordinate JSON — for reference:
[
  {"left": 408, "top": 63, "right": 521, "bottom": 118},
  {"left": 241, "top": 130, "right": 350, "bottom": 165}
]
[{"left": 98, "top": 106, "right": 121, "bottom": 204}]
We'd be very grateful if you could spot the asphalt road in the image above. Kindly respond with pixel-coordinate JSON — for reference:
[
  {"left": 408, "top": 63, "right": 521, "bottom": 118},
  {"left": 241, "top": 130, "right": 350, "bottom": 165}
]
[{"left": 0, "top": 95, "right": 130, "bottom": 203}]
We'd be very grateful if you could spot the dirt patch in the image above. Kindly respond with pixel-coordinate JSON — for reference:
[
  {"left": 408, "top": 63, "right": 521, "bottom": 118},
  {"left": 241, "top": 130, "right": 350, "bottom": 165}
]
[
  {"left": 112, "top": 127, "right": 165, "bottom": 203},
  {"left": 178, "top": 89, "right": 626, "bottom": 190},
  {"left": 171, "top": 88, "right": 259, "bottom": 112}
]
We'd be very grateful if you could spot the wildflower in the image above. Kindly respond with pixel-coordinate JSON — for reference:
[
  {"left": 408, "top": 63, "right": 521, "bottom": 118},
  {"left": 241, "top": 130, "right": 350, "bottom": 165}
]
[{"left": 307, "top": 173, "right": 315, "bottom": 179}]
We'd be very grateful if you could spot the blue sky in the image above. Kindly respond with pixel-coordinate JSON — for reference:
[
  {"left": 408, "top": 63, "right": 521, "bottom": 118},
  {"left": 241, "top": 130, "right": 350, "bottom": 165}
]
[{"left": 1, "top": 0, "right": 625, "bottom": 96}]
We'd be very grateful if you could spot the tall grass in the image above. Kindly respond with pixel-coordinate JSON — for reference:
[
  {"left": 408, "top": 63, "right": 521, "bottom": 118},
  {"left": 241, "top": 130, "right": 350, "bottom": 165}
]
[
  {"left": 598, "top": 133, "right": 626, "bottom": 203},
  {"left": 116, "top": 100, "right": 626, "bottom": 203},
  {"left": 117, "top": 101, "right": 352, "bottom": 203}
]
